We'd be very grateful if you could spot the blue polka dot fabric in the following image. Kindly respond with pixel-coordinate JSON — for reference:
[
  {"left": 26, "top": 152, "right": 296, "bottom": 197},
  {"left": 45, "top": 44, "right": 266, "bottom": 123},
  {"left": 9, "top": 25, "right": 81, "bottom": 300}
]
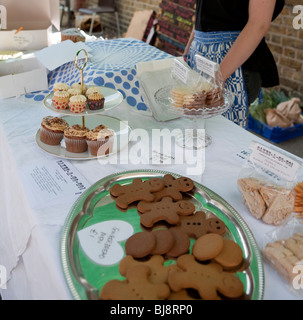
[{"left": 23, "top": 38, "right": 171, "bottom": 114}]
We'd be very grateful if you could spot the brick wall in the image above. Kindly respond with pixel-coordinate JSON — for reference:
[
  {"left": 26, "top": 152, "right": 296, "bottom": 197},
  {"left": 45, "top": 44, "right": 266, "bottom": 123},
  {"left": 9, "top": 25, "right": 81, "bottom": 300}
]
[
  {"left": 267, "top": 0, "right": 303, "bottom": 99},
  {"left": 86, "top": 0, "right": 303, "bottom": 99}
]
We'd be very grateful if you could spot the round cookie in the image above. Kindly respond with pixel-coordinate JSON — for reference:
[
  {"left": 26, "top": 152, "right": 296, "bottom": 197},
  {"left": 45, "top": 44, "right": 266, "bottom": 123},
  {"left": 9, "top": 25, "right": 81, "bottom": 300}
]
[
  {"left": 206, "top": 218, "right": 226, "bottom": 235},
  {"left": 125, "top": 232, "right": 156, "bottom": 258},
  {"left": 192, "top": 233, "right": 224, "bottom": 261},
  {"left": 213, "top": 239, "right": 243, "bottom": 269},
  {"left": 166, "top": 227, "right": 190, "bottom": 258},
  {"left": 151, "top": 229, "right": 175, "bottom": 255}
]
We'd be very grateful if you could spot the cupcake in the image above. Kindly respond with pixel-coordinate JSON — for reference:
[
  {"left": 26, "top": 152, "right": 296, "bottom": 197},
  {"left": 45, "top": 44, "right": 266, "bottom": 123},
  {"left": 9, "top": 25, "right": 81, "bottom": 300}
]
[
  {"left": 86, "top": 125, "right": 114, "bottom": 156},
  {"left": 67, "top": 88, "right": 81, "bottom": 97},
  {"left": 53, "top": 82, "right": 69, "bottom": 92},
  {"left": 52, "top": 90, "right": 70, "bottom": 110},
  {"left": 64, "top": 124, "right": 90, "bottom": 153},
  {"left": 40, "top": 116, "right": 69, "bottom": 146},
  {"left": 87, "top": 92, "right": 105, "bottom": 110},
  {"left": 86, "top": 86, "right": 102, "bottom": 96},
  {"left": 68, "top": 95, "right": 87, "bottom": 113},
  {"left": 71, "top": 82, "right": 88, "bottom": 95}
]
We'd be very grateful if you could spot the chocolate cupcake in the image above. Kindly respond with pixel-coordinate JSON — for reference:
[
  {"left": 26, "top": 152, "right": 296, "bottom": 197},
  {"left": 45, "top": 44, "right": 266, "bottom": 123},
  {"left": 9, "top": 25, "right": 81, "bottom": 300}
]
[
  {"left": 64, "top": 124, "right": 90, "bottom": 153},
  {"left": 40, "top": 116, "right": 69, "bottom": 146},
  {"left": 86, "top": 125, "right": 114, "bottom": 156}
]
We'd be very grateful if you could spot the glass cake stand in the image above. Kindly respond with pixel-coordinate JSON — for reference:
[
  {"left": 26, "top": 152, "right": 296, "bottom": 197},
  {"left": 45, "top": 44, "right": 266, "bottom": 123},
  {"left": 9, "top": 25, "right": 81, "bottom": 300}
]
[{"left": 155, "top": 85, "right": 234, "bottom": 149}]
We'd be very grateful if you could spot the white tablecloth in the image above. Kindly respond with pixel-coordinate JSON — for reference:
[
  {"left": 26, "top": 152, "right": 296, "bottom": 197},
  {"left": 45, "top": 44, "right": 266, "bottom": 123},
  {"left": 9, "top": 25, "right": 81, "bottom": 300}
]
[
  {"left": 0, "top": 96, "right": 302, "bottom": 300},
  {"left": 0, "top": 41, "right": 303, "bottom": 300}
]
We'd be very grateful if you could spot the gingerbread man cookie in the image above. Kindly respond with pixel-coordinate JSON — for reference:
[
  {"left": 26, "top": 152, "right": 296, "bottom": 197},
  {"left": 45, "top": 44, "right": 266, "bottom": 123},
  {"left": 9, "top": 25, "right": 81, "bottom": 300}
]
[
  {"left": 206, "top": 217, "right": 226, "bottom": 235},
  {"left": 137, "top": 197, "right": 196, "bottom": 228},
  {"left": 153, "top": 174, "right": 194, "bottom": 201},
  {"left": 110, "top": 177, "right": 165, "bottom": 209},
  {"left": 100, "top": 264, "right": 170, "bottom": 300},
  {"left": 168, "top": 254, "right": 244, "bottom": 300},
  {"left": 177, "top": 212, "right": 227, "bottom": 239},
  {"left": 119, "top": 255, "right": 178, "bottom": 284},
  {"left": 178, "top": 211, "right": 208, "bottom": 238}
]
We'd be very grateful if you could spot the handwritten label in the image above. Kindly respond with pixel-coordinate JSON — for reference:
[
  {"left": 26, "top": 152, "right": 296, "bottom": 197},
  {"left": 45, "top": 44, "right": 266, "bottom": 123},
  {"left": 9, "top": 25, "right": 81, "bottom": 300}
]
[
  {"left": 195, "top": 54, "right": 218, "bottom": 78},
  {"left": 12, "top": 31, "right": 33, "bottom": 49},
  {"left": 77, "top": 220, "right": 134, "bottom": 266},
  {"left": 249, "top": 142, "right": 301, "bottom": 182},
  {"left": 172, "top": 59, "right": 189, "bottom": 83}
]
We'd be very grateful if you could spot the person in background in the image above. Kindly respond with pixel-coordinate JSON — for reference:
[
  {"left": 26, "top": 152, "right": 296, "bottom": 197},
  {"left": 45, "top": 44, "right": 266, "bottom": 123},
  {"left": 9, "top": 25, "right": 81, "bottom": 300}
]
[{"left": 183, "top": 0, "right": 285, "bottom": 128}]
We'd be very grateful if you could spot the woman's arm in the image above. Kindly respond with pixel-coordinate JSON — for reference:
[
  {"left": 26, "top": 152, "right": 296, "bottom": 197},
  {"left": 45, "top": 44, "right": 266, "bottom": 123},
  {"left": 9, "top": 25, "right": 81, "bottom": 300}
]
[
  {"left": 219, "top": 0, "right": 277, "bottom": 81},
  {"left": 183, "top": 27, "right": 195, "bottom": 59}
]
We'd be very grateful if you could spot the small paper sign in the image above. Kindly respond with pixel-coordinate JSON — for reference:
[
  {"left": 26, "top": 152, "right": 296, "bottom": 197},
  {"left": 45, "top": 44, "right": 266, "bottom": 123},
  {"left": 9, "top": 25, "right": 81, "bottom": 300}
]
[
  {"left": 172, "top": 59, "right": 189, "bottom": 84},
  {"left": 12, "top": 31, "right": 33, "bottom": 50},
  {"left": 195, "top": 54, "right": 218, "bottom": 78},
  {"left": 77, "top": 220, "right": 134, "bottom": 266},
  {"left": 19, "top": 158, "right": 90, "bottom": 209},
  {"left": 249, "top": 141, "right": 301, "bottom": 182}
]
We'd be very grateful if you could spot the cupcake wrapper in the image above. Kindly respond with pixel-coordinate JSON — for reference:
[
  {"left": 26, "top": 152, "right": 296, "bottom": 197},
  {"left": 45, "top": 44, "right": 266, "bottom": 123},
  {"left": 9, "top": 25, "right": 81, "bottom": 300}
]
[
  {"left": 40, "top": 127, "right": 64, "bottom": 145},
  {"left": 52, "top": 98, "right": 69, "bottom": 110},
  {"left": 87, "top": 138, "right": 114, "bottom": 156},
  {"left": 69, "top": 102, "right": 86, "bottom": 113},
  {"left": 87, "top": 99, "right": 105, "bottom": 111},
  {"left": 64, "top": 137, "right": 88, "bottom": 153}
]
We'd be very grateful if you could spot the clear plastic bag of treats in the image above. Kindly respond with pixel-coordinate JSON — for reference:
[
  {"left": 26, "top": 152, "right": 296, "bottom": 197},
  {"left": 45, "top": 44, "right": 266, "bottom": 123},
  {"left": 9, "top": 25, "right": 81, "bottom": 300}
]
[
  {"left": 237, "top": 141, "right": 302, "bottom": 226},
  {"left": 194, "top": 54, "right": 225, "bottom": 113},
  {"left": 169, "top": 58, "right": 211, "bottom": 115},
  {"left": 262, "top": 217, "right": 303, "bottom": 296}
]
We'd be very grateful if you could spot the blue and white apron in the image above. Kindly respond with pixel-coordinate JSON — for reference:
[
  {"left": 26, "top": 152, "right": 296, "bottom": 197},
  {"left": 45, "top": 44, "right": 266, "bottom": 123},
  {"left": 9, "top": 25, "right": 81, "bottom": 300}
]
[{"left": 187, "top": 30, "right": 249, "bottom": 128}]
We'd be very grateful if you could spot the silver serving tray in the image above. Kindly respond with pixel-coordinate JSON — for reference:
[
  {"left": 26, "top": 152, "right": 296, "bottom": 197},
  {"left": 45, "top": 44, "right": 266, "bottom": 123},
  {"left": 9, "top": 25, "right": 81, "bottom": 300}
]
[{"left": 60, "top": 170, "right": 264, "bottom": 300}]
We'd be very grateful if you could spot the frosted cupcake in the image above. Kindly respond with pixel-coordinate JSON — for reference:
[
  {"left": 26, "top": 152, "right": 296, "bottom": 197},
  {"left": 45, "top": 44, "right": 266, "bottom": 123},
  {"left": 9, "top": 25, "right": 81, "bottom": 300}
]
[
  {"left": 40, "top": 116, "right": 69, "bottom": 145},
  {"left": 86, "top": 125, "right": 114, "bottom": 156},
  {"left": 52, "top": 90, "right": 70, "bottom": 110},
  {"left": 67, "top": 88, "right": 81, "bottom": 97},
  {"left": 87, "top": 92, "right": 105, "bottom": 110},
  {"left": 68, "top": 94, "right": 87, "bottom": 113},
  {"left": 71, "top": 82, "right": 88, "bottom": 95},
  {"left": 86, "top": 86, "right": 102, "bottom": 96},
  {"left": 53, "top": 82, "right": 69, "bottom": 92},
  {"left": 64, "top": 124, "right": 90, "bottom": 153}
]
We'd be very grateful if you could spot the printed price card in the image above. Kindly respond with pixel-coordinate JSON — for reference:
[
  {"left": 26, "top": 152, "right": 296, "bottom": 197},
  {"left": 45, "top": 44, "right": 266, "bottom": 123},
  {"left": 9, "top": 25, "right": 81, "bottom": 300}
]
[
  {"left": 19, "top": 158, "right": 90, "bottom": 209},
  {"left": 249, "top": 141, "right": 301, "bottom": 182}
]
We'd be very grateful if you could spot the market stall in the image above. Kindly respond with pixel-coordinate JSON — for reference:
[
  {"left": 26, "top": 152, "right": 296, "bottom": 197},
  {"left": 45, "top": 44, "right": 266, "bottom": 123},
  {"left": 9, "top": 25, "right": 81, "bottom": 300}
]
[{"left": 0, "top": 37, "right": 302, "bottom": 301}]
